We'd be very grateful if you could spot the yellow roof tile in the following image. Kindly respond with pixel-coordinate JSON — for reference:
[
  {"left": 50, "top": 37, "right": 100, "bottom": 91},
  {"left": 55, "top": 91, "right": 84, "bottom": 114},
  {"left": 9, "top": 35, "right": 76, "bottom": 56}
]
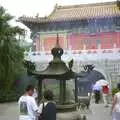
[{"left": 19, "top": 1, "right": 120, "bottom": 23}]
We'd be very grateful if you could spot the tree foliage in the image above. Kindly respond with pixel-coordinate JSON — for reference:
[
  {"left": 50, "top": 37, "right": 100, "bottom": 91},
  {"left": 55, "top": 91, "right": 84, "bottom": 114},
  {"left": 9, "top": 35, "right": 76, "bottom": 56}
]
[
  {"left": 0, "top": 6, "right": 24, "bottom": 91},
  {"left": 117, "top": 0, "right": 120, "bottom": 10}
]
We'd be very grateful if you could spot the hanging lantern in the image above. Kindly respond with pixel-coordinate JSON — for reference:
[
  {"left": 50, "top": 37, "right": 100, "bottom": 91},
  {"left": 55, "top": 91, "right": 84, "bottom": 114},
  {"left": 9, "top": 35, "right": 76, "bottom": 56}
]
[
  {"left": 78, "top": 51, "right": 82, "bottom": 54},
  {"left": 73, "top": 50, "right": 77, "bottom": 54},
  {"left": 87, "top": 50, "right": 91, "bottom": 54},
  {"left": 92, "top": 50, "right": 97, "bottom": 53},
  {"left": 108, "top": 50, "right": 113, "bottom": 53},
  {"left": 32, "top": 52, "right": 36, "bottom": 55},
  {"left": 118, "top": 50, "right": 120, "bottom": 53},
  {"left": 37, "top": 52, "right": 41, "bottom": 55},
  {"left": 102, "top": 50, "right": 106, "bottom": 53}
]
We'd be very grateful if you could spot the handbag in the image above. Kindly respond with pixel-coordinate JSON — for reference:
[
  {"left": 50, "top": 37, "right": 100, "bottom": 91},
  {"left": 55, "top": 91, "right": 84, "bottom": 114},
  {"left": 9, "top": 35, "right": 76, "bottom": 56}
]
[{"left": 38, "top": 102, "right": 44, "bottom": 120}]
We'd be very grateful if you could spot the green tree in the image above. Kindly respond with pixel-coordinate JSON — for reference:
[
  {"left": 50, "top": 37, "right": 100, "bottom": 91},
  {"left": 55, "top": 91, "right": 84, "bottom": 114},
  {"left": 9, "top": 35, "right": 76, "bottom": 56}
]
[
  {"left": 117, "top": 0, "right": 120, "bottom": 9},
  {"left": 0, "top": 6, "right": 24, "bottom": 91}
]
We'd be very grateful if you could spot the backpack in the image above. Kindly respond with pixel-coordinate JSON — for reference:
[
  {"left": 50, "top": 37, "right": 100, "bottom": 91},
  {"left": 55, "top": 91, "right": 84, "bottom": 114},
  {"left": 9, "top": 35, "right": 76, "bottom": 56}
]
[{"left": 42, "top": 102, "right": 56, "bottom": 120}]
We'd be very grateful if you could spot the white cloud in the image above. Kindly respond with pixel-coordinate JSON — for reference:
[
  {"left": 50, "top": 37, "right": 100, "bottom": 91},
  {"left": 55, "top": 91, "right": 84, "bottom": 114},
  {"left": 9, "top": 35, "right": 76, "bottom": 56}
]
[
  {"left": 0, "top": 0, "right": 115, "bottom": 17},
  {"left": 0, "top": 0, "right": 58, "bottom": 17}
]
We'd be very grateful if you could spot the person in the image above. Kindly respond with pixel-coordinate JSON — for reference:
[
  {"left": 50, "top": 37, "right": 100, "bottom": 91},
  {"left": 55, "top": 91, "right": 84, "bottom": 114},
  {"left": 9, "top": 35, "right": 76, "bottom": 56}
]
[
  {"left": 18, "top": 84, "right": 38, "bottom": 120},
  {"left": 112, "top": 83, "right": 120, "bottom": 120},
  {"left": 93, "top": 83, "right": 101, "bottom": 104},
  {"left": 102, "top": 85, "right": 109, "bottom": 107},
  {"left": 38, "top": 90, "right": 56, "bottom": 120},
  {"left": 32, "top": 85, "right": 38, "bottom": 102}
]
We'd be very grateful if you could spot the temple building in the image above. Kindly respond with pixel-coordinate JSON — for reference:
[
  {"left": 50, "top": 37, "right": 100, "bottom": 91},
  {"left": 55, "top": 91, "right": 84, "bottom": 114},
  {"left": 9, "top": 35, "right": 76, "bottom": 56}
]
[
  {"left": 20, "top": 1, "right": 120, "bottom": 52},
  {"left": 20, "top": 1, "right": 120, "bottom": 85}
]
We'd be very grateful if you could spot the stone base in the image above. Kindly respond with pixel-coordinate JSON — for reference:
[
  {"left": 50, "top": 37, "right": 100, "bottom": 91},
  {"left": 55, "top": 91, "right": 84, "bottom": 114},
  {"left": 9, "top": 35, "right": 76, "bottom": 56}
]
[{"left": 57, "top": 110, "right": 86, "bottom": 120}]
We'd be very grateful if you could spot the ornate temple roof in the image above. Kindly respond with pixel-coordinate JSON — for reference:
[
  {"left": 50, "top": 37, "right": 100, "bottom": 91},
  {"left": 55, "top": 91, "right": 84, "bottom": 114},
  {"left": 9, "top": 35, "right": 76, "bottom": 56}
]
[{"left": 19, "top": 1, "right": 120, "bottom": 24}]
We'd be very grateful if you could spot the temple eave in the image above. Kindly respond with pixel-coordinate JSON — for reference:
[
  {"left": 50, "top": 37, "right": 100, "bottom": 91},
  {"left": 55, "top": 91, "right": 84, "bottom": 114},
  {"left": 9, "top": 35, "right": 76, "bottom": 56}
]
[
  {"left": 19, "top": 15, "right": 120, "bottom": 25},
  {"left": 18, "top": 1, "right": 120, "bottom": 25},
  {"left": 31, "top": 70, "right": 74, "bottom": 79}
]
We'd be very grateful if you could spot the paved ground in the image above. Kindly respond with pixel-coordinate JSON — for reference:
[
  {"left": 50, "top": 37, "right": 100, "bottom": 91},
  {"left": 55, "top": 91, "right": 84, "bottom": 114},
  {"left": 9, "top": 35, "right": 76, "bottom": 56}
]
[
  {"left": 87, "top": 103, "right": 112, "bottom": 120},
  {"left": 0, "top": 102, "right": 112, "bottom": 120},
  {"left": 0, "top": 102, "right": 19, "bottom": 120}
]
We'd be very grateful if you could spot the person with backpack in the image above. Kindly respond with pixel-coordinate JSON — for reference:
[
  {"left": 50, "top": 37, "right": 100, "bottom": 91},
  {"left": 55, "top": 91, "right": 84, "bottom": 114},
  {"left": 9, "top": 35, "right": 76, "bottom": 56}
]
[{"left": 38, "top": 90, "right": 56, "bottom": 120}]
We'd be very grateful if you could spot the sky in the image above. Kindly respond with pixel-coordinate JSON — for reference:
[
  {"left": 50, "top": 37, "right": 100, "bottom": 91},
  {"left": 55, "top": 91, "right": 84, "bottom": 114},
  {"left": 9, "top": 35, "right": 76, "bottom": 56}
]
[
  {"left": 0, "top": 0, "right": 115, "bottom": 42},
  {"left": 0, "top": 0, "right": 115, "bottom": 17}
]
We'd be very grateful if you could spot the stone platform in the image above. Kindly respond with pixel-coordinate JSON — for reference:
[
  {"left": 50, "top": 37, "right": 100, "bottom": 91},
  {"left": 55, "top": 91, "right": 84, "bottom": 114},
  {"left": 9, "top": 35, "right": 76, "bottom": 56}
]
[{"left": 57, "top": 110, "right": 86, "bottom": 120}]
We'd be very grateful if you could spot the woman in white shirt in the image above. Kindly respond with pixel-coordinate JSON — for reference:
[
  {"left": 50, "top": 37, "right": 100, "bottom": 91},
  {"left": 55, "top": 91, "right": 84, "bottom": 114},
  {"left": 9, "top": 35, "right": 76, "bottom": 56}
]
[{"left": 112, "top": 83, "right": 120, "bottom": 120}]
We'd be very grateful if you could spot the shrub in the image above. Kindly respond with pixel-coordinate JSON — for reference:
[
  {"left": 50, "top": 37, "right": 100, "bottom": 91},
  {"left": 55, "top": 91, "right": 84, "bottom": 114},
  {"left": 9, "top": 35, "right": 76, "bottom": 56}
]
[
  {"left": 0, "top": 90, "right": 21, "bottom": 103},
  {"left": 111, "top": 88, "right": 119, "bottom": 96}
]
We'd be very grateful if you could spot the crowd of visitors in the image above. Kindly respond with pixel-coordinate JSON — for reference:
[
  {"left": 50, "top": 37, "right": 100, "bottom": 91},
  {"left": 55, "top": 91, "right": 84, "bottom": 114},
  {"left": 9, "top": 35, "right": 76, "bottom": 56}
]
[
  {"left": 18, "top": 84, "right": 56, "bottom": 120},
  {"left": 18, "top": 80, "right": 120, "bottom": 120},
  {"left": 92, "top": 80, "right": 120, "bottom": 120}
]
